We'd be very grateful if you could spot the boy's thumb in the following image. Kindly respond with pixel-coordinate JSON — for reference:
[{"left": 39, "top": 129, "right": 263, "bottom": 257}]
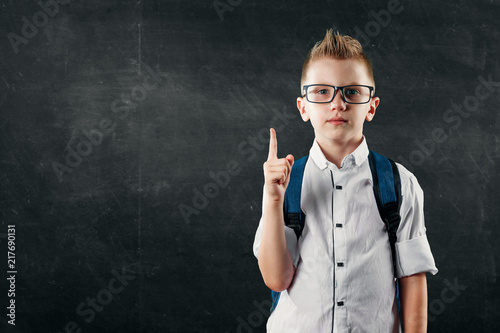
[{"left": 286, "top": 154, "right": 294, "bottom": 168}]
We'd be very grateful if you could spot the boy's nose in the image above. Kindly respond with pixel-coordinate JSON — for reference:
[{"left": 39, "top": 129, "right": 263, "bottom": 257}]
[{"left": 330, "top": 90, "right": 346, "bottom": 111}]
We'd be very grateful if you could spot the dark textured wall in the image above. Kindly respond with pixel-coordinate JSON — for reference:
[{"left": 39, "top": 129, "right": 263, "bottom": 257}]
[{"left": 0, "top": 0, "right": 499, "bottom": 332}]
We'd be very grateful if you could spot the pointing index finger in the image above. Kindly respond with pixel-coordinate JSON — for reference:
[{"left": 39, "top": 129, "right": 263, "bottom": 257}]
[{"left": 267, "top": 128, "right": 278, "bottom": 161}]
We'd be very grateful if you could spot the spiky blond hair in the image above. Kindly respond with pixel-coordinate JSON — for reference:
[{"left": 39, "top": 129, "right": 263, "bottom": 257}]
[{"left": 300, "top": 29, "right": 375, "bottom": 92}]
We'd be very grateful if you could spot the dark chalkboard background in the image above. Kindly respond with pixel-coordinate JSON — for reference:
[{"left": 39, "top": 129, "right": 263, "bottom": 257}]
[{"left": 1, "top": 0, "right": 499, "bottom": 332}]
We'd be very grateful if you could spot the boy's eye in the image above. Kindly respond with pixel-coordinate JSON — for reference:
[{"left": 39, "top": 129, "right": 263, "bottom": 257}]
[
  {"left": 344, "top": 88, "right": 360, "bottom": 95},
  {"left": 310, "top": 86, "right": 333, "bottom": 95}
]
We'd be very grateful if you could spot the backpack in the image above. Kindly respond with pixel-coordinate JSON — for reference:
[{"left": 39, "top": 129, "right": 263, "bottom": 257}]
[{"left": 270, "top": 150, "right": 404, "bottom": 332}]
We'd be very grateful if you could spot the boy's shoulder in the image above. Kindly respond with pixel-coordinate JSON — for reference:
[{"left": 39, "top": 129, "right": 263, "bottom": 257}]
[{"left": 394, "top": 161, "right": 423, "bottom": 196}]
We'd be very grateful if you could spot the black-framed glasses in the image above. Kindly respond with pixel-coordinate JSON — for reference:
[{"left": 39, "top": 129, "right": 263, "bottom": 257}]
[{"left": 302, "top": 84, "right": 374, "bottom": 104}]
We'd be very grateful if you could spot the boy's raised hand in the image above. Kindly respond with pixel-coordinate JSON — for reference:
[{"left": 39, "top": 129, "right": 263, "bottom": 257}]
[{"left": 263, "top": 128, "right": 294, "bottom": 203}]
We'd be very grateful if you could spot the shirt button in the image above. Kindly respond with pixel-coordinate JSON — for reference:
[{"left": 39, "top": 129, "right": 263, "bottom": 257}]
[
  {"left": 337, "top": 301, "right": 344, "bottom": 306},
  {"left": 337, "top": 262, "right": 344, "bottom": 267}
]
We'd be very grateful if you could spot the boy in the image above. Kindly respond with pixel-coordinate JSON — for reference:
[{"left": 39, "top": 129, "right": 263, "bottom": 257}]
[{"left": 253, "top": 29, "right": 438, "bottom": 332}]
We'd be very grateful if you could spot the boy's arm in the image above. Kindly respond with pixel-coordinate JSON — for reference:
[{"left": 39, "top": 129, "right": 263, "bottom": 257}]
[
  {"left": 399, "top": 272, "right": 428, "bottom": 333},
  {"left": 257, "top": 198, "right": 296, "bottom": 291},
  {"left": 395, "top": 167, "right": 438, "bottom": 332},
  {"left": 257, "top": 128, "right": 296, "bottom": 292}
]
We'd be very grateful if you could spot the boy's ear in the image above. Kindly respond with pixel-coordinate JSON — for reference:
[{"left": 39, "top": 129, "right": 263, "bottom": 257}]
[
  {"left": 297, "top": 97, "right": 310, "bottom": 122},
  {"left": 365, "top": 96, "right": 380, "bottom": 122}
]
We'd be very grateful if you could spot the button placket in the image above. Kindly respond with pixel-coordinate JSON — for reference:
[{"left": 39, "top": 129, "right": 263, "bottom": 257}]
[{"left": 332, "top": 168, "right": 348, "bottom": 328}]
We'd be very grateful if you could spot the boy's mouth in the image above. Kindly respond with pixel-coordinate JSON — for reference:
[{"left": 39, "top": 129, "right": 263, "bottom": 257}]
[{"left": 327, "top": 117, "right": 347, "bottom": 125}]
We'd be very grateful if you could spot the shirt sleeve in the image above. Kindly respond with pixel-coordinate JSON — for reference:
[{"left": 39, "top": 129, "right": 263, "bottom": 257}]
[
  {"left": 394, "top": 164, "right": 438, "bottom": 278},
  {"left": 253, "top": 184, "right": 300, "bottom": 267}
]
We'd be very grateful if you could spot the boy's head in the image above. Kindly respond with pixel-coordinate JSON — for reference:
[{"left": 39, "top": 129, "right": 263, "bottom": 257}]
[
  {"left": 300, "top": 29, "right": 375, "bottom": 91},
  {"left": 297, "top": 29, "right": 380, "bottom": 147}
]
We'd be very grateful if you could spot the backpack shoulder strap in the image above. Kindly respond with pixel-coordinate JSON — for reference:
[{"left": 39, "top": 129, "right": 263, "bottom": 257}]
[
  {"left": 283, "top": 155, "right": 309, "bottom": 239},
  {"left": 368, "top": 150, "right": 404, "bottom": 331},
  {"left": 367, "top": 150, "right": 402, "bottom": 252}
]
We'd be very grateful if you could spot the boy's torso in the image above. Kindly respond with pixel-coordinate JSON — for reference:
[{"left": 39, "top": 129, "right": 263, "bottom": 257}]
[{"left": 267, "top": 138, "right": 400, "bottom": 332}]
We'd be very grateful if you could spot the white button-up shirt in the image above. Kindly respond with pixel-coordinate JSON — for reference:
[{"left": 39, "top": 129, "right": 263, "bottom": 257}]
[{"left": 253, "top": 137, "right": 438, "bottom": 333}]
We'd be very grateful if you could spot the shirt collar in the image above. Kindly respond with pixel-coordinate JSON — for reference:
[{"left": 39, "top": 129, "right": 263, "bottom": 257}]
[{"left": 309, "top": 136, "right": 369, "bottom": 170}]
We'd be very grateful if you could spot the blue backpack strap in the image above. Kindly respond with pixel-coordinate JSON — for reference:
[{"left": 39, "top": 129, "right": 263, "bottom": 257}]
[
  {"left": 270, "top": 290, "right": 281, "bottom": 314},
  {"left": 269, "top": 155, "right": 308, "bottom": 314},
  {"left": 368, "top": 150, "right": 404, "bottom": 332},
  {"left": 283, "top": 155, "right": 309, "bottom": 239}
]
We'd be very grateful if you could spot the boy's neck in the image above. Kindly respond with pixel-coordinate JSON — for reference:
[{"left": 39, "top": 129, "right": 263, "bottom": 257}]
[{"left": 316, "top": 136, "right": 364, "bottom": 169}]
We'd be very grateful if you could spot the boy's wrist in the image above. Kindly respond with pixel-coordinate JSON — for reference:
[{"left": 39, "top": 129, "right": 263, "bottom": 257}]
[{"left": 265, "top": 197, "right": 284, "bottom": 206}]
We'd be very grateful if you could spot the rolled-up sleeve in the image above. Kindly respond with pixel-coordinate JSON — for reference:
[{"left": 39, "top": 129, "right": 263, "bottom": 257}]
[
  {"left": 394, "top": 165, "right": 438, "bottom": 278},
  {"left": 253, "top": 184, "right": 300, "bottom": 267}
]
